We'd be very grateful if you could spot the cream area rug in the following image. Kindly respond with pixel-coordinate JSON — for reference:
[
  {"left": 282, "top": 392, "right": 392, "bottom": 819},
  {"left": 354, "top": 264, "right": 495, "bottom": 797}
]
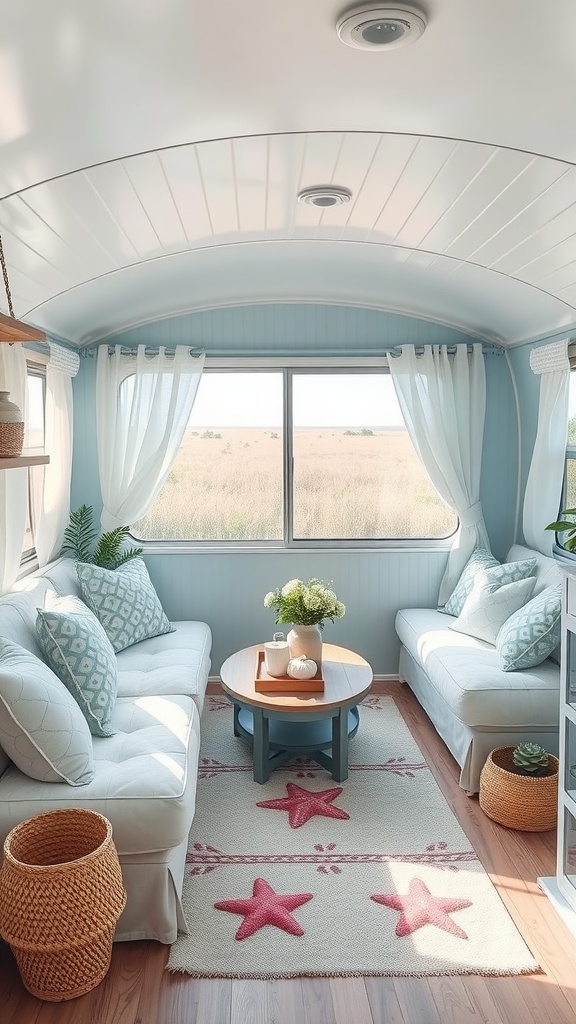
[{"left": 167, "top": 694, "right": 540, "bottom": 979}]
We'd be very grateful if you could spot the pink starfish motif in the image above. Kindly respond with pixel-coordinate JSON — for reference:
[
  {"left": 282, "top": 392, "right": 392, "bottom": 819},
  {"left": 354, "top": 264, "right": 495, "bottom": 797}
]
[
  {"left": 256, "top": 782, "right": 350, "bottom": 829},
  {"left": 214, "top": 877, "right": 313, "bottom": 940},
  {"left": 371, "top": 877, "right": 473, "bottom": 939}
]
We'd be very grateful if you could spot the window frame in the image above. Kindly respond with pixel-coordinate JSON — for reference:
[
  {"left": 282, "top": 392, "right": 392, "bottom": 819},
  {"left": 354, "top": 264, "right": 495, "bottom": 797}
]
[
  {"left": 20, "top": 356, "right": 48, "bottom": 568},
  {"left": 129, "top": 357, "right": 457, "bottom": 552}
]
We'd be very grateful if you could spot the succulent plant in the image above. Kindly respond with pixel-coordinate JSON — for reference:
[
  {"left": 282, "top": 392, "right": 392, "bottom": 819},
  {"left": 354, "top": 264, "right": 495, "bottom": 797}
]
[{"left": 512, "top": 742, "right": 550, "bottom": 776}]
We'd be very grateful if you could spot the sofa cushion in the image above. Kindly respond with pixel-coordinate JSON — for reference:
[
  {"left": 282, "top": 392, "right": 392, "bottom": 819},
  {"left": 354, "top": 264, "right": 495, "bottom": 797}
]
[
  {"left": 395, "top": 607, "right": 560, "bottom": 729},
  {"left": 449, "top": 573, "right": 536, "bottom": 645},
  {"left": 0, "top": 694, "right": 200, "bottom": 856},
  {"left": 497, "top": 583, "right": 563, "bottom": 671},
  {"left": 0, "top": 638, "right": 94, "bottom": 786},
  {"left": 77, "top": 557, "right": 175, "bottom": 653},
  {"left": 442, "top": 548, "right": 498, "bottom": 616},
  {"left": 36, "top": 594, "right": 118, "bottom": 737},
  {"left": 443, "top": 550, "right": 538, "bottom": 618},
  {"left": 115, "top": 621, "right": 212, "bottom": 713}
]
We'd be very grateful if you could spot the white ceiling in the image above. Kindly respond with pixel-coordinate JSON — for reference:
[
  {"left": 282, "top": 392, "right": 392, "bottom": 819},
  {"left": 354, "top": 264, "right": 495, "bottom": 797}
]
[{"left": 3, "top": 0, "right": 576, "bottom": 347}]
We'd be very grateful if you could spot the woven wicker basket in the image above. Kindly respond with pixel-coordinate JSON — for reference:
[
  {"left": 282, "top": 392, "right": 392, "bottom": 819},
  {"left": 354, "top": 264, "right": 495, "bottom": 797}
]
[
  {"left": 0, "top": 420, "right": 24, "bottom": 457},
  {"left": 0, "top": 808, "right": 126, "bottom": 1001},
  {"left": 479, "top": 746, "right": 559, "bottom": 832}
]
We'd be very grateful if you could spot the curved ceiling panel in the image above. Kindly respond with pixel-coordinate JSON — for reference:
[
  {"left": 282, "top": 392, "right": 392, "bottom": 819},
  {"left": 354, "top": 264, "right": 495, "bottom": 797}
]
[
  {"left": 3, "top": 131, "right": 576, "bottom": 345},
  {"left": 2, "top": 2, "right": 576, "bottom": 346},
  {"left": 29, "top": 240, "right": 576, "bottom": 347}
]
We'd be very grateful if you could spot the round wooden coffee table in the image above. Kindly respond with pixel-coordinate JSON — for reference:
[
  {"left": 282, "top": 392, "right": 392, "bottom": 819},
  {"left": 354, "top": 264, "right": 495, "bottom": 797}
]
[{"left": 219, "top": 643, "right": 373, "bottom": 784}]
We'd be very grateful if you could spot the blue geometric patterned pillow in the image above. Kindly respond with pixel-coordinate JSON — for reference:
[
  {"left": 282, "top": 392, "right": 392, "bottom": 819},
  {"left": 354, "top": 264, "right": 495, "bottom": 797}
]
[
  {"left": 76, "top": 557, "right": 174, "bottom": 654},
  {"left": 442, "top": 548, "right": 498, "bottom": 616},
  {"left": 496, "top": 583, "right": 563, "bottom": 671},
  {"left": 442, "top": 550, "right": 537, "bottom": 617},
  {"left": 36, "top": 594, "right": 117, "bottom": 737}
]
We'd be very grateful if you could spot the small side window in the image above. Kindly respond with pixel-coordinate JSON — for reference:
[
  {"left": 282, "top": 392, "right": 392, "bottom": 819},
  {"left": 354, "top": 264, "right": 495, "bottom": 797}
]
[{"left": 21, "top": 365, "right": 46, "bottom": 563}]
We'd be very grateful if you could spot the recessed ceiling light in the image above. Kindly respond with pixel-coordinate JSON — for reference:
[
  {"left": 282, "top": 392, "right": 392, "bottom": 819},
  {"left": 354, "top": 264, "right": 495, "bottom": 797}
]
[
  {"left": 336, "top": 4, "right": 426, "bottom": 51},
  {"left": 297, "top": 187, "right": 352, "bottom": 208}
]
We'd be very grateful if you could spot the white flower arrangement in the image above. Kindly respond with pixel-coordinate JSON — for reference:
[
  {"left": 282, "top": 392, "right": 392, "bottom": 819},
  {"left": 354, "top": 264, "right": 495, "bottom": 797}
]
[{"left": 264, "top": 578, "right": 346, "bottom": 628}]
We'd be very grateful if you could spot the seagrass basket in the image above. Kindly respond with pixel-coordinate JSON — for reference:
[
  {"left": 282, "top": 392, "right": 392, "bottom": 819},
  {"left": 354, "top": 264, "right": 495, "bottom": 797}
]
[
  {"left": 479, "top": 745, "right": 559, "bottom": 832},
  {"left": 0, "top": 807, "right": 126, "bottom": 1001},
  {"left": 0, "top": 420, "right": 24, "bottom": 458}
]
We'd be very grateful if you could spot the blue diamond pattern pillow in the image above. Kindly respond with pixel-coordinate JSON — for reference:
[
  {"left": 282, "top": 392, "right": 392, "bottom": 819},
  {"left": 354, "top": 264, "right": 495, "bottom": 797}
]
[
  {"left": 442, "top": 548, "right": 537, "bottom": 617},
  {"left": 36, "top": 594, "right": 118, "bottom": 737},
  {"left": 496, "top": 583, "right": 563, "bottom": 671},
  {"left": 76, "top": 557, "right": 174, "bottom": 654}
]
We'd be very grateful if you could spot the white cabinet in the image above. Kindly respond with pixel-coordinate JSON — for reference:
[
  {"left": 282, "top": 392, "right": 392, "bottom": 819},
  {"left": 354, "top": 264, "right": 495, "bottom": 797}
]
[{"left": 539, "top": 567, "right": 576, "bottom": 934}]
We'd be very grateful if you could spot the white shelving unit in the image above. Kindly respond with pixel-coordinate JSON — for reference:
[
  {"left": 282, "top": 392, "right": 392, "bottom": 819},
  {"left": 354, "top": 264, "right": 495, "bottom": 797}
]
[
  {"left": 539, "top": 565, "right": 576, "bottom": 934},
  {"left": 0, "top": 453, "right": 49, "bottom": 469}
]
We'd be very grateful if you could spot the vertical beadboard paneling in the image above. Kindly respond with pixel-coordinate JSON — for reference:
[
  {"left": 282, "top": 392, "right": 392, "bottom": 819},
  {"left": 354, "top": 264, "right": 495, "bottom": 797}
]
[
  {"left": 104, "top": 302, "right": 476, "bottom": 353},
  {"left": 144, "top": 549, "right": 447, "bottom": 676},
  {"left": 480, "top": 353, "right": 518, "bottom": 559}
]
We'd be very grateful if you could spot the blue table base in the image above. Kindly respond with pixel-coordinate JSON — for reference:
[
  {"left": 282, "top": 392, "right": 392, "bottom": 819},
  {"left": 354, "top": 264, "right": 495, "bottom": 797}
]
[{"left": 233, "top": 703, "right": 360, "bottom": 784}]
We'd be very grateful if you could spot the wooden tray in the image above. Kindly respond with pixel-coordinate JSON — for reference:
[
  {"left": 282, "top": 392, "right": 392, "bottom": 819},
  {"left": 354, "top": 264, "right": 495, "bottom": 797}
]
[{"left": 254, "top": 649, "right": 324, "bottom": 693}]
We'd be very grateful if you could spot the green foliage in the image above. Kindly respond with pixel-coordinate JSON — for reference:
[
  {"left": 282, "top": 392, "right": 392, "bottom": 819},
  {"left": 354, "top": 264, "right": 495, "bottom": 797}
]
[
  {"left": 200, "top": 430, "right": 222, "bottom": 439},
  {"left": 545, "top": 507, "right": 576, "bottom": 552},
  {"left": 343, "top": 428, "right": 375, "bottom": 436},
  {"left": 62, "top": 505, "right": 143, "bottom": 569},
  {"left": 62, "top": 504, "right": 97, "bottom": 563},
  {"left": 512, "top": 742, "right": 550, "bottom": 776}
]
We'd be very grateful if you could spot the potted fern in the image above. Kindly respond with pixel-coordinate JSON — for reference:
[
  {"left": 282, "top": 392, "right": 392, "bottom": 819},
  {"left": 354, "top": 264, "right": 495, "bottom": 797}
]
[
  {"left": 62, "top": 505, "right": 143, "bottom": 569},
  {"left": 479, "top": 742, "right": 558, "bottom": 831}
]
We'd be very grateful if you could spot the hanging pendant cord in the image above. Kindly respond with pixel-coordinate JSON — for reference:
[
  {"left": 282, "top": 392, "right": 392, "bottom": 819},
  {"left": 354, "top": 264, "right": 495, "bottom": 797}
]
[{"left": 0, "top": 231, "right": 15, "bottom": 318}]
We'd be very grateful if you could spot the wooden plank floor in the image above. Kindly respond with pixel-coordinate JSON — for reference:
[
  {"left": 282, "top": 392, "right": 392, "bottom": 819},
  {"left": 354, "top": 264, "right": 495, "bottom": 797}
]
[{"left": 2, "top": 681, "right": 576, "bottom": 1024}]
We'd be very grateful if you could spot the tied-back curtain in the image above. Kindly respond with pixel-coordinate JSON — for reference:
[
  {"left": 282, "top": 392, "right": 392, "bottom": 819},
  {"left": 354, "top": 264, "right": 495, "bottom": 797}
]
[
  {"left": 0, "top": 344, "right": 27, "bottom": 594},
  {"left": 96, "top": 344, "right": 205, "bottom": 531},
  {"left": 34, "top": 343, "right": 79, "bottom": 567},
  {"left": 388, "top": 343, "right": 489, "bottom": 606},
  {"left": 523, "top": 339, "right": 570, "bottom": 556}
]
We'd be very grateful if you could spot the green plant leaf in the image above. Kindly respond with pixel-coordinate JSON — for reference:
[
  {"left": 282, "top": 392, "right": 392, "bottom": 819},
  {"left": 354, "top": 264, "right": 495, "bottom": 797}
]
[
  {"left": 545, "top": 520, "right": 576, "bottom": 532},
  {"left": 112, "top": 546, "right": 144, "bottom": 568},
  {"left": 61, "top": 504, "right": 97, "bottom": 562}
]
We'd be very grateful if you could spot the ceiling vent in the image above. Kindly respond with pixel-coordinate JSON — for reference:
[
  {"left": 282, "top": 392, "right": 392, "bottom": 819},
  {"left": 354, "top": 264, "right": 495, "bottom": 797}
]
[
  {"left": 336, "top": 4, "right": 427, "bottom": 50},
  {"left": 297, "top": 186, "right": 352, "bottom": 208}
]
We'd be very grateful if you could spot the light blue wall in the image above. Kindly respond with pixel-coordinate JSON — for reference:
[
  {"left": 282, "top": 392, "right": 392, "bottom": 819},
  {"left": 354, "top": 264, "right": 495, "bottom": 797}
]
[{"left": 71, "top": 303, "right": 519, "bottom": 674}]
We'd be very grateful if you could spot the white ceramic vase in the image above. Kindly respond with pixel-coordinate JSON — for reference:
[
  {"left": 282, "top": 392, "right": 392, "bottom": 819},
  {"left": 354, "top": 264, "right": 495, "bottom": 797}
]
[{"left": 286, "top": 623, "right": 323, "bottom": 664}]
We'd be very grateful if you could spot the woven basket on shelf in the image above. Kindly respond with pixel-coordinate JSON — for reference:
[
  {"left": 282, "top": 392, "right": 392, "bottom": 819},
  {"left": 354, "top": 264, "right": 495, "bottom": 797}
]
[
  {"left": 479, "top": 745, "right": 559, "bottom": 832},
  {"left": 0, "top": 808, "right": 126, "bottom": 1001},
  {"left": 0, "top": 420, "right": 24, "bottom": 457}
]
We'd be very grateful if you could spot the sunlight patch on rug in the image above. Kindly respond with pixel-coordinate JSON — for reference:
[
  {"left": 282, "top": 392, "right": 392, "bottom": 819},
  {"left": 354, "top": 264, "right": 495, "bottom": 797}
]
[{"left": 167, "top": 694, "right": 540, "bottom": 978}]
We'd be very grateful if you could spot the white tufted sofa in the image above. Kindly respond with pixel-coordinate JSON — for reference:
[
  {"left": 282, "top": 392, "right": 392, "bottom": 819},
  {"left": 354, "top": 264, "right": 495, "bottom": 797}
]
[
  {"left": 395, "top": 545, "right": 563, "bottom": 794},
  {"left": 0, "top": 557, "right": 211, "bottom": 943}
]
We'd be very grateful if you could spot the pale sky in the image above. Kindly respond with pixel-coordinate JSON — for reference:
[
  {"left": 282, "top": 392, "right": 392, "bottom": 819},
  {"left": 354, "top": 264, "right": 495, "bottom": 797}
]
[{"left": 190, "top": 372, "right": 405, "bottom": 428}]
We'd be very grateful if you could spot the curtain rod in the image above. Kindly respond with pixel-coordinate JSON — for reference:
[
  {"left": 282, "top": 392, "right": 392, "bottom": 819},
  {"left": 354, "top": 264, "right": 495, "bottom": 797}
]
[{"left": 80, "top": 342, "right": 505, "bottom": 359}]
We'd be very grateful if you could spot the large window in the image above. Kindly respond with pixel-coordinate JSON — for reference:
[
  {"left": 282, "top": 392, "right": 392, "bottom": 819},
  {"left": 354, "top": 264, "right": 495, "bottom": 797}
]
[
  {"left": 133, "top": 367, "right": 457, "bottom": 544},
  {"left": 21, "top": 364, "right": 46, "bottom": 562}
]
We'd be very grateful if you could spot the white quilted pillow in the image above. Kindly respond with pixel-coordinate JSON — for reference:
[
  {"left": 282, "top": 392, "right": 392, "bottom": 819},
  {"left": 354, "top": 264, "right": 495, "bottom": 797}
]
[
  {"left": 0, "top": 638, "right": 94, "bottom": 785},
  {"left": 449, "top": 572, "right": 536, "bottom": 646}
]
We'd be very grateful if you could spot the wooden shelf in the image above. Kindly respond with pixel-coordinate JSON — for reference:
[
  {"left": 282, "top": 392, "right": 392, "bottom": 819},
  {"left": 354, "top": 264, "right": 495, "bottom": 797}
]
[{"left": 0, "top": 453, "right": 49, "bottom": 469}]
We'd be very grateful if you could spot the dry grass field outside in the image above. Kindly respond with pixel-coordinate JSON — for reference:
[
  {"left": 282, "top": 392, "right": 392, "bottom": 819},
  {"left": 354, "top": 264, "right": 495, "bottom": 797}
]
[{"left": 134, "top": 427, "right": 457, "bottom": 541}]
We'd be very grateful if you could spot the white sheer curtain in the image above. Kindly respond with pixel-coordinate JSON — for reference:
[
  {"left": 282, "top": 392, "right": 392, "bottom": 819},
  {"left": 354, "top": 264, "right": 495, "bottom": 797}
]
[
  {"left": 523, "top": 339, "right": 570, "bottom": 556},
  {"left": 96, "top": 344, "right": 205, "bottom": 531},
  {"left": 0, "top": 344, "right": 27, "bottom": 594},
  {"left": 388, "top": 343, "right": 489, "bottom": 606},
  {"left": 34, "top": 343, "right": 79, "bottom": 567}
]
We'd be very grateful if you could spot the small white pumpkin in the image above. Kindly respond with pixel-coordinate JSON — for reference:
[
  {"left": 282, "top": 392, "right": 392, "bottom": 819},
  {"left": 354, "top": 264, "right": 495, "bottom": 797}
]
[{"left": 287, "top": 655, "right": 317, "bottom": 680}]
